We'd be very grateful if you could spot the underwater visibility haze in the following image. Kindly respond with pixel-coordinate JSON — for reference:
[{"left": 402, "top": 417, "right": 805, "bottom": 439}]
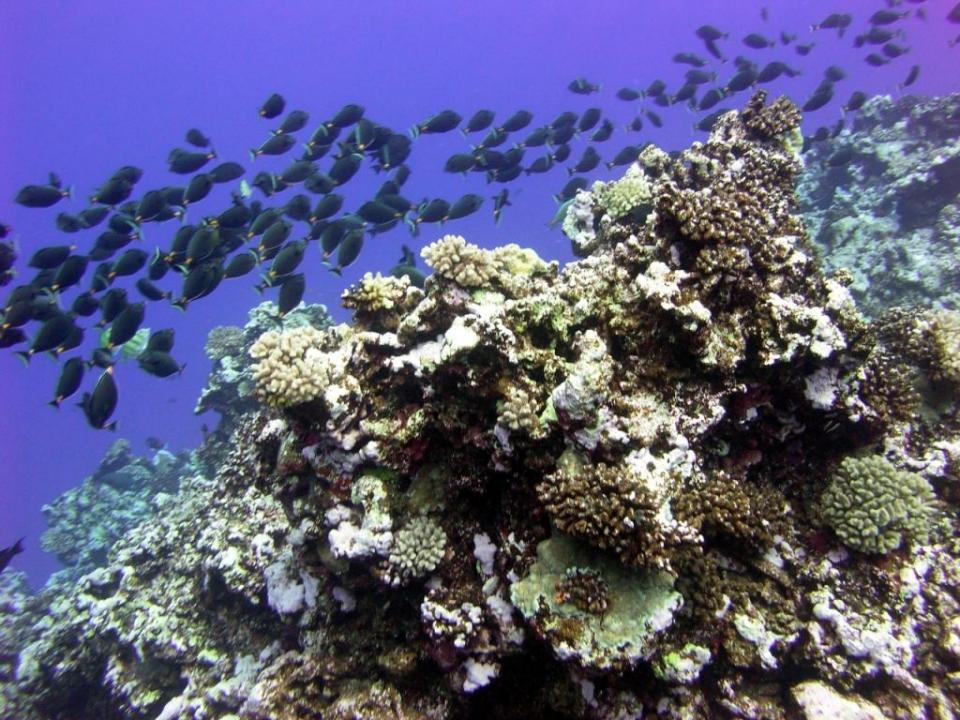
[{"left": 1, "top": 1, "right": 960, "bottom": 717}]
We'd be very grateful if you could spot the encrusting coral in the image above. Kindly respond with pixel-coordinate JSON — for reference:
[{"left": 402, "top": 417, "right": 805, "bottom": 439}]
[{"left": 3, "top": 92, "right": 958, "bottom": 720}]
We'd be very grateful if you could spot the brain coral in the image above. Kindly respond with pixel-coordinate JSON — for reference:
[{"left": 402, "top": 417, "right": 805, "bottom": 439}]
[{"left": 819, "top": 455, "right": 937, "bottom": 554}]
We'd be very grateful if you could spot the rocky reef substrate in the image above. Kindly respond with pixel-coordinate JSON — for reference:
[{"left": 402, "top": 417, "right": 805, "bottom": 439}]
[{"left": 1, "top": 92, "right": 958, "bottom": 720}]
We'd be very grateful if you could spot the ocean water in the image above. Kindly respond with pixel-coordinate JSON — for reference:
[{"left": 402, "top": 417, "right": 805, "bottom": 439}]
[{"left": 0, "top": 0, "right": 956, "bottom": 589}]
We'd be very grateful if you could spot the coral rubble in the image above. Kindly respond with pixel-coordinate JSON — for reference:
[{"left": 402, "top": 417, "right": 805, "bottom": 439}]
[{"left": 2, "top": 92, "right": 958, "bottom": 719}]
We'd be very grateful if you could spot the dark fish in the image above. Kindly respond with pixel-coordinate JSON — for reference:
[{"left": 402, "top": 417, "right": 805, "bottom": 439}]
[
  {"left": 328, "top": 153, "right": 363, "bottom": 186},
  {"left": 172, "top": 261, "right": 222, "bottom": 310},
  {"left": 445, "top": 194, "right": 484, "bottom": 221},
  {"left": 616, "top": 87, "right": 642, "bottom": 101},
  {"left": 250, "top": 133, "right": 296, "bottom": 160},
  {"left": 29, "top": 245, "right": 75, "bottom": 270},
  {"left": 606, "top": 145, "right": 639, "bottom": 169},
  {"left": 106, "top": 302, "right": 145, "bottom": 349},
  {"left": 743, "top": 33, "right": 775, "bottom": 49},
  {"left": 951, "top": 2, "right": 960, "bottom": 23},
  {"left": 276, "top": 109, "right": 309, "bottom": 135},
  {"left": 88, "top": 347, "right": 115, "bottom": 370},
  {"left": 825, "top": 65, "right": 846, "bottom": 81},
  {"left": 694, "top": 108, "right": 732, "bottom": 132},
  {"left": 568, "top": 78, "right": 600, "bottom": 94},
  {"left": 643, "top": 80, "right": 666, "bottom": 98},
  {"left": 14, "top": 313, "right": 75, "bottom": 364},
  {"left": 554, "top": 177, "right": 588, "bottom": 201},
  {"left": 704, "top": 38, "right": 726, "bottom": 60},
  {"left": 803, "top": 87, "right": 834, "bottom": 112},
  {"left": 828, "top": 147, "right": 856, "bottom": 166},
  {"left": 224, "top": 250, "right": 258, "bottom": 279},
  {"left": 81, "top": 367, "right": 118, "bottom": 430},
  {"left": 757, "top": 61, "right": 799, "bottom": 83},
  {"left": 145, "top": 437, "right": 165, "bottom": 450},
  {"left": 135, "top": 277, "right": 169, "bottom": 302},
  {"left": 626, "top": 116, "right": 644, "bottom": 132},
  {"left": 260, "top": 93, "right": 285, "bottom": 119},
  {"left": 185, "top": 226, "right": 219, "bottom": 266},
  {"left": 51, "top": 357, "right": 85, "bottom": 408},
  {"left": 54, "top": 325, "right": 84, "bottom": 357},
  {"left": 477, "top": 127, "right": 508, "bottom": 149},
  {"left": 258, "top": 220, "right": 292, "bottom": 256},
  {"left": 413, "top": 199, "right": 450, "bottom": 228},
  {"left": 208, "top": 162, "right": 245, "bottom": 184},
  {"left": 899, "top": 64, "right": 920, "bottom": 89},
  {"left": 277, "top": 272, "right": 305, "bottom": 316},
  {"left": 213, "top": 203, "right": 250, "bottom": 230},
  {"left": 518, "top": 126, "right": 549, "bottom": 148},
  {"left": 463, "top": 110, "right": 495, "bottom": 134},
  {"left": 673, "top": 52, "right": 707, "bottom": 66},
  {"left": 812, "top": 13, "right": 852, "bottom": 33},
  {"left": 870, "top": 9, "right": 907, "bottom": 25},
  {"left": 247, "top": 208, "right": 282, "bottom": 239},
  {"left": 671, "top": 82, "right": 698, "bottom": 103},
  {"left": 376, "top": 134, "right": 412, "bottom": 170},
  {"left": 0, "top": 327, "right": 25, "bottom": 348},
  {"left": 843, "top": 91, "right": 868, "bottom": 112},
  {"left": 590, "top": 119, "right": 615, "bottom": 142},
  {"left": 146, "top": 328, "right": 175, "bottom": 353},
  {"left": 327, "top": 103, "right": 365, "bottom": 129},
  {"left": 284, "top": 194, "right": 312, "bottom": 222},
  {"left": 262, "top": 240, "right": 305, "bottom": 283},
  {"left": 411, "top": 110, "right": 462, "bottom": 138},
  {"left": 186, "top": 128, "right": 210, "bottom": 148},
  {"left": 15, "top": 184, "right": 70, "bottom": 208},
  {"left": 138, "top": 351, "right": 184, "bottom": 378},
  {"left": 51, "top": 255, "right": 89, "bottom": 292},
  {"left": 71, "top": 291, "right": 100, "bottom": 317},
  {"left": 277, "top": 160, "right": 316, "bottom": 185},
  {"left": 525, "top": 155, "right": 554, "bottom": 175},
  {"left": 110, "top": 249, "right": 148, "bottom": 279},
  {"left": 696, "top": 25, "right": 727, "bottom": 41},
  {"left": 882, "top": 42, "right": 909, "bottom": 58},
  {"left": 168, "top": 148, "right": 216, "bottom": 174},
  {"left": 182, "top": 174, "right": 212, "bottom": 206},
  {"left": 865, "top": 53, "right": 888, "bottom": 67},
  {"left": 725, "top": 68, "right": 757, "bottom": 93},
  {"left": 91, "top": 179, "right": 132, "bottom": 207},
  {"left": 0, "top": 539, "right": 24, "bottom": 573},
  {"left": 445, "top": 153, "right": 476, "bottom": 174},
  {"left": 640, "top": 110, "right": 660, "bottom": 129},
  {"left": 310, "top": 194, "right": 344, "bottom": 223},
  {"left": 549, "top": 124, "right": 575, "bottom": 145},
  {"left": 488, "top": 165, "right": 523, "bottom": 183},
  {"left": 99, "top": 288, "right": 128, "bottom": 326},
  {"left": 499, "top": 110, "right": 534, "bottom": 133},
  {"left": 330, "top": 229, "right": 364, "bottom": 273},
  {"left": 795, "top": 42, "right": 815, "bottom": 56},
  {"left": 780, "top": 31, "right": 796, "bottom": 45},
  {"left": 492, "top": 189, "right": 512, "bottom": 225},
  {"left": 578, "top": 107, "right": 602, "bottom": 132},
  {"left": 830, "top": 119, "right": 844, "bottom": 140},
  {"left": 685, "top": 69, "right": 716, "bottom": 85},
  {"left": 858, "top": 27, "right": 902, "bottom": 46},
  {"left": 55, "top": 212, "right": 83, "bottom": 233},
  {"left": 698, "top": 87, "right": 726, "bottom": 111},
  {"left": 303, "top": 173, "right": 335, "bottom": 195}
]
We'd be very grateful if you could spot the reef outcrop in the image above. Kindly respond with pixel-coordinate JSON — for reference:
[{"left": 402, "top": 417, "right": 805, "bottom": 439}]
[
  {"left": 799, "top": 93, "right": 960, "bottom": 317},
  {"left": 2, "top": 92, "right": 958, "bottom": 720}
]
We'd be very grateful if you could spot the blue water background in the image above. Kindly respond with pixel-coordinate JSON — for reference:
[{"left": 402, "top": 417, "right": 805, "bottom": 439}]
[{"left": 1, "top": 0, "right": 957, "bottom": 586}]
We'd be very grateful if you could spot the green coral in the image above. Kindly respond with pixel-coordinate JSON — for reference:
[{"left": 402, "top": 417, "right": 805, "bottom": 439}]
[
  {"left": 820, "top": 455, "right": 937, "bottom": 554},
  {"left": 592, "top": 164, "right": 653, "bottom": 220}
]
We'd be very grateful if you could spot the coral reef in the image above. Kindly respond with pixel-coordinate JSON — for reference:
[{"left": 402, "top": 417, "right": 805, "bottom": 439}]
[
  {"left": 798, "top": 93, "right": 960, "bottom": 317},
  {"left": 40, "top": 439, "right": 191, "bottom": 584},
  {"left": 2, "top": 92, "right": 958, "bottom": 719}
]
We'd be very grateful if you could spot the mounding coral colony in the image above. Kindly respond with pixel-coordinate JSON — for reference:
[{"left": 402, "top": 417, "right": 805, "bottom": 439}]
[{"left": 2, "top": 92, "right": 959, "bottom": 719}]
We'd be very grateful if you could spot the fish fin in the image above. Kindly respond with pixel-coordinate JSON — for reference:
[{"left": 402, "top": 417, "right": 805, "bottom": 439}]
[
  {"left": 328, "top": 267, "right": 342, "bottom": 277},
  {"left": 13, "top": 351, "right": 30, "bottom": 366},
  {"left": 49, "top": 399, "right": 61, "bottom": 409},
  {"left": 64, "top": 186, "right": 73, "bottom": 199},
  {"left": 104, "top": 421, "right": 117, "bottom": 432},
  {"left": 249, "top": 149, "right": 258, "bottom": 162},
  {"left": 408, "top": 125, "right": 420, "bottom": 139}
]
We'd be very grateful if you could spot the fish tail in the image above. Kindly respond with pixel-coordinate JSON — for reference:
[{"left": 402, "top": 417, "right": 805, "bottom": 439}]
[
  {"left": 49, "top": 398, "right": 61, "bottom": 409},
  {"left": 408, "top": 125, "right": 420, "bottom": 140},
  {"left": 13, "top": 351, "right": 30, "bottom": 366},
  {"left": 249, "top": 149, "right": 258, "bottom": 162},
  {"left": 328, "top": 267, "right": 342, "bottom": 277},
  {"left": 104, "top": 421, "right": 117, "bottom": 432},
  {"left": 172, "top": 299, "right": 187, "bottom": 312},
  {"left": 63, "top": 186, "right": 73, "bottom": 200}
]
